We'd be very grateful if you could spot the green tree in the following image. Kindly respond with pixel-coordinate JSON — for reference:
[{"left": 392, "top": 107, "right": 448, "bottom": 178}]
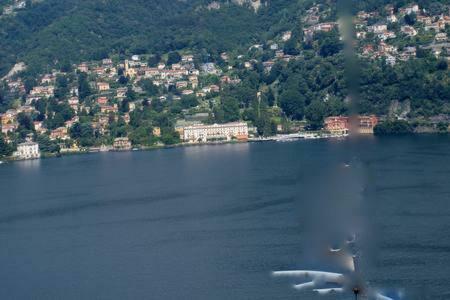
[
  {"left": 280, "top": 89, "right": 305, "bottom": 120},
  {"left": 284, "top": 38, "right": 299, "bottom": 55},
  {"left": 374, "top": 120, "right": 413, "bottom": 135},
  {"left": 160, "top": 128, "right": 180, "bottom": 145},
  {"left": 36, "top": 135, "right": 60, "bottom": 153},
  {"left": 69, "top": 122, "right": 95, "bottom": 146},
  {"left": 305, "top": 100, "right": 327, "bottom": 130},
  {"left": 78, "top": 72, "right": 91, "bottom": 100},
  {"left": 148, "top": 54, "right": 161, "bottom": 67},
  {"left": 167, "top": 51, "right": 181, "bottom": 65},
  {"left": 17, "top": 113, "right": 34, "bottom": 131},
  {"left": 318, "top": 30, "right": 342, "bottom": 57},
  {"left": 221, "top": 96, "right": 240, "bottom": 122},
  {"left": 129, "top": 125, "right": 153, "bottom": 146},
  {"left": 181, "top": 95, "right": 198, "bottom": 109},
  {"left": 139, "top": 79, "right": 159, "bottom": 96},
  {"left": 54, "top": 75, "right": 69, "bottom": 99},
  {"left": 0, "top": 135, "right": 13, "bottom": 157},
  {"left": 404, "top": 13, "right": 416, "bottom": 26}
]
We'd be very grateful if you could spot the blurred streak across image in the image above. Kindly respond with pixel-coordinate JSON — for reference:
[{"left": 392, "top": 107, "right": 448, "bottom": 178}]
[
  {"left": 272, "top": 2, "right": 404, "bottom": 299},
  {"left": 273, "top": 158, "right": 404, "bottom": 299}
]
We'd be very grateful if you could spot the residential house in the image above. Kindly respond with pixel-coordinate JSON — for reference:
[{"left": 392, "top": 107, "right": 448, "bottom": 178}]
[
  {"left": 17, "top": 105, "right": 36, "bottom": 114},
  {"left": 188, "top": 76, "right": 199, "bottom": 89},
  {"left": 358, "top": 115, "right": 378, "bottom": 134},
  {"left": 368, "top": 23, "right": 388, "bottom": 34},
  {"left": 417, "top": 15, "right": 433, "bottom": 25},
  {"left": 362, "top": 44, "right": 375, "bottom": 56},
  {"left": 96, "top": 82, "right": 110, "bottom": 91},
  {"left": 41, "top": 74, "right": 55, "bottom": 84},
  {"left": 263, "top": 61, "right": 275, "bottom": 72},
  {"left": 1, "top": 110, "right": 17, "bottom": 125},
  {"left": 378, "top": 31, "right": 396, "bottom": 41},
  {"left": 425, "top": 22, "right": 444, "bottom": 32},
  {"left": 324, "top": 115, "right": 378, "bottom": 134},
  {"left": 102, "top": 58, "right": 113, "bottom": 66},
  {"left": 385, "top": 55, "right": 397, "bottom": 66},
  {"left": 399, "top": 4, "right": 419, "bottom": 15},
  {"left": 100, "top": 105, "right": 118, "bottom": 114},
  {"left": 282, "top": 31, "right": 292, "bottom": 41},
  {"left": 312, "top": 22, "right": 337, "bottom": 32},
  {"left": 357, "top": 11, "right": 371, "bottom": 20},
  {"left": 113, "top": 137, "right": 132, "bottom": 150},
  {"left": 401, "top": 25, "right": 417, "bottom": 37},
  {"left": 78, "top": 63, "right": 89, "bottom": 73},
  {"left": 435, "top": 32, "right": 448, "bottom": 42},
  {"left": 379, "top": 41, "right": 398, "bottom": 54},
  {"left": 181, "top": 55, "right": 194, "bottom": 62},
  {"left": 153, "top": 127, "right": 161, "bottom": 137},
  {"left": 209, "top": 85, "right": 220, "bottom": 93},
  {"left": 116, "top": 87, "right": 128, "bottom": 99},
  {"left": 399, "top": 46, "right": 417, "bottom": 60},
  {"left": 123, "top": 113, "right": 130, "bottom": 124},
  {"left": 181, "top": 89, "right": 194, "bottom": 95},
  {"left": 50, "top": 127, "right": 69, "bottom": 140},
  {"left": 387, "top": 15, "right": 397, "bottom": 23},
  {"left": 33, "top": 121, "right": 46, "bottom": 134},
  {"left": 176, "top": 81, "right": 188, "bottom": 89},
  {"left": 275, "top": 50, "right": 284, "bottom": 58},
  {"left": 356, "top": 31, "right": 367, "bottom": 39},
  {"left": 97, "top": 97, "right": 109, "bottom": 105},
  {"left": 201, "top": 63, "right": 219, "bottom": 75},
  {"left": 1, "top": 124, "right": 17, "bottom": 135},
  {"left": 93, "top": 67, "right": 106, "bottom": 76},
  {"left": 64, "top": 116, "right": 79, "bottom": 129},
  {"left": 324, "top": 116, "right": 349, "bottom": 134},
  {"left": 30, "top": 86, "right": 55, "bottom": 98}
]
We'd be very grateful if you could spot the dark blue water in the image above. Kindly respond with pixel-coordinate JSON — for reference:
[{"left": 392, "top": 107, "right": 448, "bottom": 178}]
[{"left": 1, "top": 136, "right": 450, "bottom": 299}]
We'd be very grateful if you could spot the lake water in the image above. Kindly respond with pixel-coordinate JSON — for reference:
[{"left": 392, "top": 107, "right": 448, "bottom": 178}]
[{"left": 1, "top": 136, "right": 450, "bottom": 299}]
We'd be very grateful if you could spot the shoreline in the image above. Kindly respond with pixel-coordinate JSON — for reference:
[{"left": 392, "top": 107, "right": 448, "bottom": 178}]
[
  {"left": 2, "top": 132, "right": 446, "bottom": 164},
  {"left": 1, "top": 132, "right": 345, "bottom": 163}
]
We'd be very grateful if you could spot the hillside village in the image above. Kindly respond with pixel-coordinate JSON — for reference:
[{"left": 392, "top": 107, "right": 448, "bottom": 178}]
[
  {"left": 0, "top": 43, "right": 305, "bottom": 159},
  {"left": 354, "top": 3, "right": 450, "bottom": 64},
  {"left": 1, "top": 2, "right": 449, "bottom": 160}
]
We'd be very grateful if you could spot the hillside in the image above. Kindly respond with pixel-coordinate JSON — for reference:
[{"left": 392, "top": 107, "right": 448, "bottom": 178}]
[{"left": 0, "top": 0, "right": 311, "bottom": 76}]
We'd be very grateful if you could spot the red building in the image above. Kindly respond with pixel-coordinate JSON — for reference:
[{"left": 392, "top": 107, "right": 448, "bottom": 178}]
[
  {"left": 324, "top": 116, "right": 349, "bottom": 134},
  {"left": 324, "top": 115, "right": 378, "bottom": 134},
  {"left": 357, "top": 115, "right": 378, "bottom": 134}
]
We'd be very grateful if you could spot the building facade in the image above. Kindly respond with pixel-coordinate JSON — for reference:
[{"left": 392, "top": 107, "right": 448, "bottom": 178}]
[
  {"left": 14, "top": 142, "right": 40, "bottom": 159},
  {"left": 358, "top": 115, "right": 378, "bottom": 134},
  {"left": 324, "top": 116, "right": 349, "bottom": 134},
  {"left": 113, "top": 137, "right": 132, "bottom": 150},
  {"left": 324, "top": 115, "right": 378, "bottom": 134},
  {"left": 183, "top": 122, "right": 248, "bottom": 143}
]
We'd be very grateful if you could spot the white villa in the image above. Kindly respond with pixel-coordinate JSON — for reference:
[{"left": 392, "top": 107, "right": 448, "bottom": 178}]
[
  {"left": 183, "top": 122, "right": 248, "bottom": 143},
  {"left": 14, "top": 142, "right": 40, "bottom": 160}
]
